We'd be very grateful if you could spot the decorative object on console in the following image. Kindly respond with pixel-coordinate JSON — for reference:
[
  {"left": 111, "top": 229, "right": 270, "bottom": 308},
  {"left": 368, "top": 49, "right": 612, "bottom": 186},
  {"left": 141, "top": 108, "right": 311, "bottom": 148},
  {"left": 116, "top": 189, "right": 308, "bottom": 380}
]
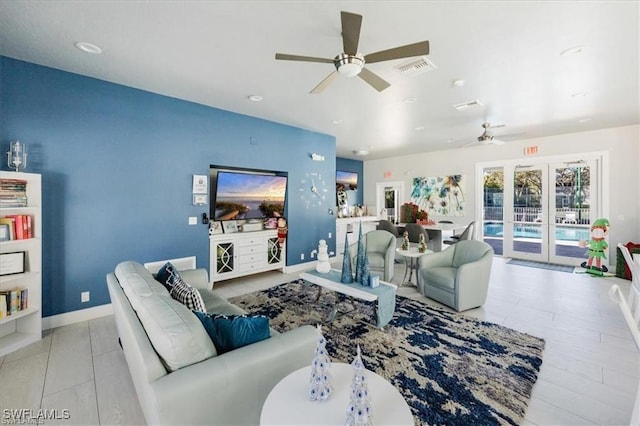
[
  {"left": 411, "top": 175, "right": 465, "bottom": 217},
  {"left": 309, "top": 324, "right": 333, "bottom": 401},
  {"left": 346, "top": 345, "right": 372, "bottom": 426},
  {"left": 6, "top": 141, "right": 27, "bottom": 172},
  {"left": 316, "top": 240, "right": 331, "bottom": 274},
  {"left": 222, "top": 220, "right": 238, "bottom": 234},
  {"left": 369, "top": 275, "right": 380, "bottom": 288},
  {"left": 341, "top": 232, "right": 354, "bottom": 284},
  {"left": 277, "top": 217, "right": 287, "bottom": 248},
  {"left": 209, "top": 221, "right": 223, "bottom": 235}
]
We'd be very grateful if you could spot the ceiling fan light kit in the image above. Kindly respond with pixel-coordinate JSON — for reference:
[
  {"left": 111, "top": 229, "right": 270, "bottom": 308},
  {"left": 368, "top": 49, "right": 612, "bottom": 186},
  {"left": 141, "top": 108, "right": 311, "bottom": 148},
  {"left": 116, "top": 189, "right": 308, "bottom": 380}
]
[
  {"left": 335, "top": 53, "right": 364, "bottom": 77},
  {"left": 275, "top": 11, "right": 429, "bottom": 94}
]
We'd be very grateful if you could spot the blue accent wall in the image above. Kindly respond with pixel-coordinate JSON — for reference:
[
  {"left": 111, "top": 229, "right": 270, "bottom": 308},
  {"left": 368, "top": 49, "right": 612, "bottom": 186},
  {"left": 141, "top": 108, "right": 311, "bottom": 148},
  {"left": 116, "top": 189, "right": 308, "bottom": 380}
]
[
  {"left": 0, "top": 57, "right": 336, "bottom": 317},
  {"left": 336, "top": 157, "right": 363, "bottom": 205}
]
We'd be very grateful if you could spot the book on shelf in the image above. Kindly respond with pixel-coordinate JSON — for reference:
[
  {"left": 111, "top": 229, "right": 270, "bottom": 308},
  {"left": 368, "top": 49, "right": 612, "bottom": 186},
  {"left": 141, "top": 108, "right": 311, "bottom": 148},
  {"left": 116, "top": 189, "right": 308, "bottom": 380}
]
[
  {"left": 0, "top": 288, "right": 28, "bottom": 316},
  {"left": 0, "top": 214, "right": 33, "bottom": 240},
  {"left": 0, "top": 178, "right": 28, "bottom": 208}
]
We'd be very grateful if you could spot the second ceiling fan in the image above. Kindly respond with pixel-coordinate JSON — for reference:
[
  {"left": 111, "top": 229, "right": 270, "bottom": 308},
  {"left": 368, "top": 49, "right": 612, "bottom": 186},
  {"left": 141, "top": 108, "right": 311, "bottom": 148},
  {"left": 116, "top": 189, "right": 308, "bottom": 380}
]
[{"left": 275, "top": 11, "right": 430, "bottom": 94}]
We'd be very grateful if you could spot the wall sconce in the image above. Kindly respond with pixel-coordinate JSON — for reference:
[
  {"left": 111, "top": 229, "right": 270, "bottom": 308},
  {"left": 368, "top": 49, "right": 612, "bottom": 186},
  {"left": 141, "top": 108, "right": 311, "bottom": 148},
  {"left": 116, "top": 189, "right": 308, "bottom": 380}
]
[
  {"left": 7, "top": 141, "right": 27, "bottom": 172},
  {"left": 311, "top": 153, "right": 325, "bottom": 162}
]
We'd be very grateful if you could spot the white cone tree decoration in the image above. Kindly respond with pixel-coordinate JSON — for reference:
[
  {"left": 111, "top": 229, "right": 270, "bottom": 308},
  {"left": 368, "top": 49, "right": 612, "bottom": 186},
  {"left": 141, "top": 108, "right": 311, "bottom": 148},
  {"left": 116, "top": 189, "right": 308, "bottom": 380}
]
[
  {"left": 346, "top": 345, "right": 373, "bottom": 426},
  {"left": 309, "top": 324, "right": 333, "bottom": 401}
]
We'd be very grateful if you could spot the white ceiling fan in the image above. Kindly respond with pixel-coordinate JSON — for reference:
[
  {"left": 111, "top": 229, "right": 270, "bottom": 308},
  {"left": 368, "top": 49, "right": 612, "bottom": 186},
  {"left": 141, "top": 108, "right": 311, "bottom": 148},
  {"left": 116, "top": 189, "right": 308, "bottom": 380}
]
[{"left": 463, "top": 122, "right": 506, "bottom": 147}]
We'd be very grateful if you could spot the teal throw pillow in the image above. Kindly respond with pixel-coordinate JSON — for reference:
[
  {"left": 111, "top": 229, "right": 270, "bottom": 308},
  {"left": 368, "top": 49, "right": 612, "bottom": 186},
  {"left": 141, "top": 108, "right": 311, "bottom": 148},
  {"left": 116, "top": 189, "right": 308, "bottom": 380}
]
[
  {"left": 155, "top": 262, "right": 180, "bottom": 292},
  {"left": 193, "top": 312, "right": 270, "bottom": 354}
]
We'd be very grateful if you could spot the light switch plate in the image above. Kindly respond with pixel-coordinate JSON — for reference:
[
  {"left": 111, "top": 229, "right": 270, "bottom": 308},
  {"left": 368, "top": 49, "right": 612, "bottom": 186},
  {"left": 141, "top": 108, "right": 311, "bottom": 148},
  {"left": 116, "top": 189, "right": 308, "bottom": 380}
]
[{"left": 188, "top": 216, "right": 198, "bottom": 225}]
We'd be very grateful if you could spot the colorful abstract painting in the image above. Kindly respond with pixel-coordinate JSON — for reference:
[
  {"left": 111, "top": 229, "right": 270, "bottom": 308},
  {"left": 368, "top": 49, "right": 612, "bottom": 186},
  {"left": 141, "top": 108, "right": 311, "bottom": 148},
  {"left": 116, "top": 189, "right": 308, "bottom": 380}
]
[{"left": 411, "top": 175, "right": 464, "bottom": 216}]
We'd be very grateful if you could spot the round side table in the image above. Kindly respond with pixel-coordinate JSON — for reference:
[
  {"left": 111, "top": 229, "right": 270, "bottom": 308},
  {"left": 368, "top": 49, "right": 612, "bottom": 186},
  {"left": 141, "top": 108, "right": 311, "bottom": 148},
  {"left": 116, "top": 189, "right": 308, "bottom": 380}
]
[
  {"left": 396, "top": 246, "right": 433, "bottom": 287},
  {"left": 260, "top": 363, "right": 413, "bottom": 425}
]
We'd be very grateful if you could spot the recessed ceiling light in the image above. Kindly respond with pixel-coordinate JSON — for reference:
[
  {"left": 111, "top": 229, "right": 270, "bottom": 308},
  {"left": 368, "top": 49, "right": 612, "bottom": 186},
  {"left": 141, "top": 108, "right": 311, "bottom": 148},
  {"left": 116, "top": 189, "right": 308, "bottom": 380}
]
[
  {"left": 248, "top": 95, "right": 263, "bottom": 102},
  {"left": 560, "top": 45, "right": 584, "bottom": 56},
  {"left": 75, "top": 41, "right": 102, "bottom": 54},
  {"left": 403, "top": 97, "right": 417, "bottom": 104},
  {"left": 452, "top": 80, "right": 465, "bottom": 87},
  {"left": 571, "top": 91, "right": 587, "bottom": 98},
  {"left": 578, "top": 117, "right": 592, "bottom": 123},
  {"left": 352, "top": 149, "right": 370, "bottom": 156},
  {"left": 447, "top": 138, "right": 454, "bottom": 143},
  {"left": 415, "top": 126, "right": 425, "bottom": 131},
  {"left": 332, "top": 119, "right": 343, "bottom": 124}
]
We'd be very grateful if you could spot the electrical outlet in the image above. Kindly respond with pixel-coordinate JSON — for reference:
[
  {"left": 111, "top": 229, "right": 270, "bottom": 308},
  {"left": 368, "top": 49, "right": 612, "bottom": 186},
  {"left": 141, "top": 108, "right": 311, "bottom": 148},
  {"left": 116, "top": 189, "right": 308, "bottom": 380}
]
[
  {"left": 300, "top": 253, "right": 305, "bottom": 260},
  {"left": 328, "top": 232, "right": 332, "bottom": 239},
  {"left": 188, "top": 216, "right": 197, "bottom": 225},
  {"left": 81, "top": 291, "right": 90, "bottom": 303}
]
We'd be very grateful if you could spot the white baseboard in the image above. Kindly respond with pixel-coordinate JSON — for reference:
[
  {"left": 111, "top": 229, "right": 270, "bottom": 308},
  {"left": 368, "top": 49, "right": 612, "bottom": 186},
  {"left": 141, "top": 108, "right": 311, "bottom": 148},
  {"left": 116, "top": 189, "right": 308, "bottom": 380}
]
[{"left": 42, "top": 303, "right": 113, "bottom": 330}]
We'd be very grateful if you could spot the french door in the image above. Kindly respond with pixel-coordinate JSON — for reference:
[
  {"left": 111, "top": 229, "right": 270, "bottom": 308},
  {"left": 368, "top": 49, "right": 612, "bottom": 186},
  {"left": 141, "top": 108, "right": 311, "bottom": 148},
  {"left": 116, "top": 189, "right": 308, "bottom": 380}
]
[{"left": 481, "top": 156, "right": 602, "bottom": 266}]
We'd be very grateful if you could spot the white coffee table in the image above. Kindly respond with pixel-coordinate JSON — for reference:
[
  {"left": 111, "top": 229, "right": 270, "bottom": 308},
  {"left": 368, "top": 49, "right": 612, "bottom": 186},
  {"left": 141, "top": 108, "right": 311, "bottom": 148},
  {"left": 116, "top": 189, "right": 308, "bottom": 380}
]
[
  {"left": 396, "top": 246, "right": 433, "bottom": 286},
  {"left": 260, "top": 363, "right": 413, "bottom": 425}
]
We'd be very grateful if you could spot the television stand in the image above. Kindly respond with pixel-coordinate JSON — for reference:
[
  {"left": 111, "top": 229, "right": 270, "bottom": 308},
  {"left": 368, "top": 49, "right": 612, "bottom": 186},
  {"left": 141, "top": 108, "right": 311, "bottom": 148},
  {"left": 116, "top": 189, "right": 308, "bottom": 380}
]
[{"left": 209, "top": 229, "right": 285, "bottom": 284}]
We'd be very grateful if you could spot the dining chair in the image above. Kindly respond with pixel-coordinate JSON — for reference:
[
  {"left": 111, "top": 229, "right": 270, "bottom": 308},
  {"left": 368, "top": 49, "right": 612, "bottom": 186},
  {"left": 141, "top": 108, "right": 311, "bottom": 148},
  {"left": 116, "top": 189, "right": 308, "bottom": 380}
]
[{"left": 443, "top": 221, "right": 475, "bottom": 245}]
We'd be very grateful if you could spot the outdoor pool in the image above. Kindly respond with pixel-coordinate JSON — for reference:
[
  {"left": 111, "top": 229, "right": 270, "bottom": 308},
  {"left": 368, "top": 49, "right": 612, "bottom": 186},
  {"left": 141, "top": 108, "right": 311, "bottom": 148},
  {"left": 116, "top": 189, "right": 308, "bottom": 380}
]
[{"left": 484, "top": 223, "right": 589, "bottom": 241}]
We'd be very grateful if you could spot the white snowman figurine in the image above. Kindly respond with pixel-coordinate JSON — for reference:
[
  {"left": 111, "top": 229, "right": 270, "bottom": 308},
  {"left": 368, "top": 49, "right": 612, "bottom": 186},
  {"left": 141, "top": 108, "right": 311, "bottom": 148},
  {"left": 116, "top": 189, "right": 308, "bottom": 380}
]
[{"left": 316, "top": 239, "right": 331, "bottom": 274}]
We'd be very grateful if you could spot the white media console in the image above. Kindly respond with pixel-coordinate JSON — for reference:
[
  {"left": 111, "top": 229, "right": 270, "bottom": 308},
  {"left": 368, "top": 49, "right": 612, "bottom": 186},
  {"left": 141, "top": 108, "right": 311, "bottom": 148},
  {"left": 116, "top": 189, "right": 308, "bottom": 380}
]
[{"left": 209, "top": 229, "right": 285, "bottom": 284}]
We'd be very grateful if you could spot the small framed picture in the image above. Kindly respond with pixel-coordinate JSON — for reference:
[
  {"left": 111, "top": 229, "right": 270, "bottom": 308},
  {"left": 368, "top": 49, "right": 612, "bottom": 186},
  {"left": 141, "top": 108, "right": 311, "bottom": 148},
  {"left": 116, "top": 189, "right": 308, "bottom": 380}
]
[
  {"left": 0, "top": 251, "right": 25, "bottom": 276},
  {"left": 222, "top": 220, "right": 238, "bottom": 234},
  {"left": 209, "top": 221, "right": 224, "bottom": 235}
]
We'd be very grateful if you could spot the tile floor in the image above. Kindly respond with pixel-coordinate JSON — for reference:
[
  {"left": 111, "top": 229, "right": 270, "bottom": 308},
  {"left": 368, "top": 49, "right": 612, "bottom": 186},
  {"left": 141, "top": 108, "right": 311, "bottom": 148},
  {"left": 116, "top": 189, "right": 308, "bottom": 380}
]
[{"left": 0, "top": 257, "right": 637, "bottom": 425}]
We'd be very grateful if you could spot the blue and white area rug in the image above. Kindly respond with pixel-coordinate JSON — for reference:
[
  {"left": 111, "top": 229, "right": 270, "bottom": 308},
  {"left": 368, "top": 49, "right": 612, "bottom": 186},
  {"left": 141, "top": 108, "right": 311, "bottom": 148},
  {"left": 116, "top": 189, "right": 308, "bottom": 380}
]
[{"left": 230, "top": 280, "right": 545, "bottom": 425}]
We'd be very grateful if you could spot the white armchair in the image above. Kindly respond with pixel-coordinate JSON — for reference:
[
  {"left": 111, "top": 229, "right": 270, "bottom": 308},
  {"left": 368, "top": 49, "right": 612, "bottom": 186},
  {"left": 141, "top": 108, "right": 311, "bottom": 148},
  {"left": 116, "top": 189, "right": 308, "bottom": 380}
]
[
  {"left": 418, "top": 240, "right": 493, "bottom": 311},
  {"left": 349, "top": 230, "right": 396, "bottom": 282}
]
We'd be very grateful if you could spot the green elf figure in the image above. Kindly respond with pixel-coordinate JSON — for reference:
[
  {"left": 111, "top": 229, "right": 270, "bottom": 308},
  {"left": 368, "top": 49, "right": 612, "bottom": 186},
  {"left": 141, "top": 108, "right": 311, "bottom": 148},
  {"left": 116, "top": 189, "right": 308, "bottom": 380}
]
[{"left": 580, "top": 218, "right": 610, "bottom": 272}]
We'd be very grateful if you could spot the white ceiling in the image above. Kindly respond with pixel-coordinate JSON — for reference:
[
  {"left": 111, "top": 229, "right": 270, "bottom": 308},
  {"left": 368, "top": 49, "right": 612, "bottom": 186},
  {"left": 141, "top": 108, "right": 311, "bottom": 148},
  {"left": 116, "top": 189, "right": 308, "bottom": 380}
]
[{"left": 1, "top": 1, "right": 638, "bottom": 160}]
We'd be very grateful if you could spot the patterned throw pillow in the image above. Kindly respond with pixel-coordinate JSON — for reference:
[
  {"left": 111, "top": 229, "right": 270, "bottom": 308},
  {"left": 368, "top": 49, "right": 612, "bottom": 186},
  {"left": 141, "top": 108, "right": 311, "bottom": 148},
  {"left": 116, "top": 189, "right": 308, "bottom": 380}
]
[
  {"left": 155, "top": 262, "right": 181, "bottom": 292},
  {"left": 170, "top": 279, "right": 207, "bottom": 313},
  {"left": 192, "top": 312, "right": 270, "bottom": 354}
]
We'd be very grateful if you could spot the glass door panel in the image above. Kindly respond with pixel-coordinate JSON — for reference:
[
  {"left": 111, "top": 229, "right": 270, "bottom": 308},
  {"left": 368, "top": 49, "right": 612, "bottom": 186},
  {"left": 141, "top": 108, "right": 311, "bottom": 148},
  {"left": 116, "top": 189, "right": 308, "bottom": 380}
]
[
  {"left": 482, "top": 167, "right": 504, "bottom": 256},
  {"left": 549, "top": 160, "right": 597, "bottom": 265},
  {"left": 506, "top": 165, "right": 548, "bottom": 261}
]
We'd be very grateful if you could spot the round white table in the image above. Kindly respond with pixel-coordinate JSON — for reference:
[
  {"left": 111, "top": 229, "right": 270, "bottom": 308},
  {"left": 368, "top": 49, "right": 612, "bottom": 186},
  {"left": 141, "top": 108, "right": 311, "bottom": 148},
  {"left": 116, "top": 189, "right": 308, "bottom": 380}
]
[
  {"left": 260, "top": 363, "right": 413, "bottom": 425},
  {"left": 396, "top": 246, "right": 433, "bottom": 287}
]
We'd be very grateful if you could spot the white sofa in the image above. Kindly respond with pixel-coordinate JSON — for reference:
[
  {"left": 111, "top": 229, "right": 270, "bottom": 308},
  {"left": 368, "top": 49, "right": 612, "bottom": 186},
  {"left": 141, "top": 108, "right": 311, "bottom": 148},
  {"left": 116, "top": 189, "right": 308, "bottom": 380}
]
[{"left": 106, "top": 261, "right": 317, "bottom": 425}]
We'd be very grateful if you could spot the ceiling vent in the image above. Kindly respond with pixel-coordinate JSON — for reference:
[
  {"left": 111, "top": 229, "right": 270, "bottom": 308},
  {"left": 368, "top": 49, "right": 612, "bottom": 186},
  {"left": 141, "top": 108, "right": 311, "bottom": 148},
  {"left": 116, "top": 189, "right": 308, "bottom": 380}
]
[
  {"left": 453, "top": 99, "right": 483, "bottom": 111},
  {"left": 394, "top": 56, "right": 437, "bottom": 76}
]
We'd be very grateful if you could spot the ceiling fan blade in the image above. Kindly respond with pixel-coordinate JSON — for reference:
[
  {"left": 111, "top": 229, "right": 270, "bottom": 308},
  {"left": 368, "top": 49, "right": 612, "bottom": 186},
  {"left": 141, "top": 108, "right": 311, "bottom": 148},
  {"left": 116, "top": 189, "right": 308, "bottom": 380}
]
[
  {"left": 310, "top": 71, "right": 339, "bottom": 94},
  {"left": 365, "top": 40, "right": 430, "bottom": 64},
  {"left": 462, "top": 140, "right": 479, "bottom": 147},
  {"left": 275, "top": 53, "right": 334, "bottom": 64},
  {"left": 341, "top": 11, "right": 363, "bottom": 55},
  {"left": 358, "top": 67, "right": 390, "bottom": 92},
  {"left": 491, "top": 139, "right": 506, "bottom": 145}
]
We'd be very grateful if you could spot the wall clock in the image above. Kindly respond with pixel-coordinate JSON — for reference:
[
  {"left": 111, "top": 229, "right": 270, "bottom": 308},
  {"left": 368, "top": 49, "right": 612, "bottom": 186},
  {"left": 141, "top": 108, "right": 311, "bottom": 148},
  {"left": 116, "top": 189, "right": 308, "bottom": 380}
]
[{"left": 299, "top": 172, "right": 328, "bottom": 209}]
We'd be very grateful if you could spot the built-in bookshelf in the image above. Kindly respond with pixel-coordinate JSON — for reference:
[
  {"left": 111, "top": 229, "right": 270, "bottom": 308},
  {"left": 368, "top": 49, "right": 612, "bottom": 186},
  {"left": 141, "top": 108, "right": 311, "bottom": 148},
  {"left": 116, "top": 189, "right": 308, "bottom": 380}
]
[{"left": 0, "top": 171, "right": 42, "bottom": 356}]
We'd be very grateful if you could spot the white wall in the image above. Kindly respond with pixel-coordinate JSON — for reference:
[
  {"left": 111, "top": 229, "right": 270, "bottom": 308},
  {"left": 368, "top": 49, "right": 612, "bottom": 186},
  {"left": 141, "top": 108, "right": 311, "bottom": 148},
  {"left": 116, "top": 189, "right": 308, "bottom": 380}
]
[{"left": 363, "top": 125, "right": 640, "bottom": 250}]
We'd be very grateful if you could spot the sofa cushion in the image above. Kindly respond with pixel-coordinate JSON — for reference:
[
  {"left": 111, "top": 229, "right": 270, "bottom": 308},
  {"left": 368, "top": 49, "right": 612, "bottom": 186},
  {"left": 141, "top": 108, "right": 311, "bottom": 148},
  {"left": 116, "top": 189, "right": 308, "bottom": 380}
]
[
  {"left": 193, "top": 312, "right": 271, "bottom": 354},
  {"left": 115, "top": 261, "right": 170, "bottom": 312},
  {"left": 199, "top": 291, "right": 246, "bottom": 315},
  {"left": 155, "top": 261, "right": 181, "bottom": 292},
  {"left": 136, "top": 294, "right": 217, "bottom": 371}
]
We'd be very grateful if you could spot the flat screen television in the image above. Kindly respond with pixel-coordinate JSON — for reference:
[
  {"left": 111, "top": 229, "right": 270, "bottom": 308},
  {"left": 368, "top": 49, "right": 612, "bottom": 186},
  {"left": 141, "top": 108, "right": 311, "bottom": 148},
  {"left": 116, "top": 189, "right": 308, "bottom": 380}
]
[
  {"left": 336, "top": 170, "right": 358, "bottom": 191},
  {"left": 210, "top": 167, "right": 287, "bottom": 221}
]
